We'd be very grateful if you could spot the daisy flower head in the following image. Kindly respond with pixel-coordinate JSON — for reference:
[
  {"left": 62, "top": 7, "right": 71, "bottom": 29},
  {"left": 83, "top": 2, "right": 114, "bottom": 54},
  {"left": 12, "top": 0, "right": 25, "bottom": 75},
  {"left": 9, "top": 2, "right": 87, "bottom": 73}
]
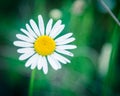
[{"left": 13, "top": 15, "right": 77, "bottom": 74}]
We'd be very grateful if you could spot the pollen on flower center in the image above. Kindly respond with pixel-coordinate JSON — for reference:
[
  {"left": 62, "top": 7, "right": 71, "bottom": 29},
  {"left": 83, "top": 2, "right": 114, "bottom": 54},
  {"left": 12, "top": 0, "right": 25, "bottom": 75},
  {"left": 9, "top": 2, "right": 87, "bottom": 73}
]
[{"left": 34, "top": 36, "right": 56, "bottom": 56}]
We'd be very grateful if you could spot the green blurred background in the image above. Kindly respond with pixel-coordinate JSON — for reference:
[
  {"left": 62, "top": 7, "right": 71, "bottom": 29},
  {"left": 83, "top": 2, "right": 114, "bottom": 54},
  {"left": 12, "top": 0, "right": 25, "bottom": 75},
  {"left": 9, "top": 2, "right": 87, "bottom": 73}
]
[{"left": 0, "top": 0, "right": 120, "bottom": 96}]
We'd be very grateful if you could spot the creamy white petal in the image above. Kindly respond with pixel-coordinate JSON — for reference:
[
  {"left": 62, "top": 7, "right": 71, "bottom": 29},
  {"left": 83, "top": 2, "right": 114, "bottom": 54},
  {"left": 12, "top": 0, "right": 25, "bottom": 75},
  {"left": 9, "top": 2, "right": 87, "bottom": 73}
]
[
  {"left": 25, "top": 54, "right": 37, "bottom": 67},
  {"left": 42, "top": 57, "right": 48, "bottom": 74},
  {"left": 16, "top": 34, "right": 34, "bottom": 43},
  {"left": 20, "top": 28, "right": 35, "bottom": 41},
  {"left": 55, "top": 33, "right": 73, "bottom": 43},
  {"left": 17, "top": 48, "right": 34, "bottom": 53},
  {"left": 50, "top": 25, "right": 65, "bottom": 38},
  {"left": 37, "top": 56, "right": 43, "bottom": 70},
  {"left": 30, "top": 19, "right": 40, "bottom": 36},
  {"left": 56, "top": 37, "right": 75, "bottom": 45},
  {"left": 26, "top": 24, "right": 37, "bottom": 38},
  {"left": 46, "top": 19, "right": 53, "bottom": 35},
  {"left": 19, "top": 51, "right": 35, "bottom": 60},
  {"left": 38, "top": 15, "right": 45, "bottom": 35},
  {"left": 54, "top": 52, "right": 71, "bottom": 64},
  {"left": 55, "top": 60, "right": 61, "bottom": 69},
  {"left": 31, "top": 54, "right": 39, "bottom": 69},
  {"left": 52, "top": 20, "right": 62, "bottom": 30},
  {"left": 56, "top": 49, "right": 74, "bottom": 57},
  {"left": 13, "top": 41, "right": 33, "bottom": 47},
  {"left": 57, "top": 45, "right": 77, "bottom": 50},
  {"left": 51, "top": 54, "right": 62, "bottom": 69},
  {"left": 47, "top": 55, "right": 59, "bottom": 70},
  {"left": 52, "top": 53, "right": 67, "bottom": 64},
  {"left": 49, "top": 20, "right": 62, "bottom": 36}
]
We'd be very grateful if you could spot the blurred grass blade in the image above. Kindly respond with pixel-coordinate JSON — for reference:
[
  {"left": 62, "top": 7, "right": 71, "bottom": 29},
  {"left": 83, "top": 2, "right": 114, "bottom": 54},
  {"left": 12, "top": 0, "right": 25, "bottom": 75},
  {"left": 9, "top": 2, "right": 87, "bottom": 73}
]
[
  {"left": 100, "top": 0, "right": 120, "bottom": 26},
  {"left": 102, "top": 12, "right": 120, "bottom": 96}
]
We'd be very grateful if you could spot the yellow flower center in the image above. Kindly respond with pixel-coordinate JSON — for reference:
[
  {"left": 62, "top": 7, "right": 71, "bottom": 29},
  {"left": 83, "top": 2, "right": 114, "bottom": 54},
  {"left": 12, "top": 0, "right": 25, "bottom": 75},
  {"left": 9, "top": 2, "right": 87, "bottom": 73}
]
[{"left": 34, "top": 36, "right": 56, "bottom": 56}]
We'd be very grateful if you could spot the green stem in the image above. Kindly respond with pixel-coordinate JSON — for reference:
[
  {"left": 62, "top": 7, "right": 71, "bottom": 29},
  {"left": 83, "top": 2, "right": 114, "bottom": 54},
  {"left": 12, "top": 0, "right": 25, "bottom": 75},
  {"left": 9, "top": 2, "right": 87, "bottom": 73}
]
[{"left": 28, "top": 70, "right": 36, "bottom": 96}]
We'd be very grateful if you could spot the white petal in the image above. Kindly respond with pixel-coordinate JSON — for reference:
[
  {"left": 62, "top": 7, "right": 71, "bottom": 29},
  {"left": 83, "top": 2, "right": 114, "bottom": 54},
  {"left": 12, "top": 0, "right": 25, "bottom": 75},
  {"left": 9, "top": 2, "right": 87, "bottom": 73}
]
[
  {"left": 19, "top": 51, "right": 35, "bottom": 60},
  {"left": 47, "top": 55, "right": 59, "bottom": 70},
  {"left": 17, "top": 48, "right": 34, "bottom": 53},
  {"left": 50, "top": 25, "right": 65, "bottom": 38},
  {"left": 30, "top": 19, "right": 40, "bottom": 36},
  {"left": 20, "top": 28, "right": 35, "bottom": 41},
  {"left": 52, "top": 53, "right": 66, "bottom": 64},
  {"left": 49, "top": 20, "right": 62, "bottom": 36},
  {"left": 53, "top": 52, "right": 71, "bottom": 64},
  {"left": 46, "top": 19, "right": 53, "bottom": 35},
  {"left": 56, "top": 37, "right": 75, "bottom": 45},
  {"left": 42, "top": 57, "right": 48, "bottom": 74},
  {"left": 56, "top": 45, "right": 77, "bottom": 50},
  {"left": 25, "top": 54, "right": 37, "bottom": 67},
  {"left": 31, "top": 54, "right": 39, "bottom": 69},
  {"left": 56, "top": 49, "right": 74, "bottom": 57},
  {"left": 16, "top": 34, "right": 34, "bottom": 43},
  {"left": 38, "top": 15, "right": 44, "bottom": 35},
  {"left": 51, "top": 54, "right": 62, "bottom": 69},
  {"left": 55, "top": 33, "right": 73, "bottom": 43},
  {"left": 37, "top": 56, "right": 43, "bottom": 70},
  {"left": 13, "top": 41, "right": 33, "bottom": 47},
  {"left": 26, "top": 24, "right": 37, "bottom": 38}
]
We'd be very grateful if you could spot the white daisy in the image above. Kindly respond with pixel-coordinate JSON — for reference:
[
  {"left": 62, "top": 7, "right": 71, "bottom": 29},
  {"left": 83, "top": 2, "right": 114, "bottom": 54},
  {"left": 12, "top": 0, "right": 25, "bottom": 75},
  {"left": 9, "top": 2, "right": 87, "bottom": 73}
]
[{"left": 13, "top": 15, "right": 77, "bottom": 74}]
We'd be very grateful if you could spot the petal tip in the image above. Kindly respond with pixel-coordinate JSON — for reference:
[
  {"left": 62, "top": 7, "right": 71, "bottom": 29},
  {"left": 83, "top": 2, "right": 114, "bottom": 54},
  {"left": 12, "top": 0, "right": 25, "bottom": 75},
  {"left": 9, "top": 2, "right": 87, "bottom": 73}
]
[
  {"left": 13, "top": 41, "right": 17, "bottom": 46},
  {"left": 44, "top": 71, "right": 48, "bottom": 74},
  {"left": 38, "top": 14, "right": 42, "bottom": 17},
  {"left": 25, "top": 64, "right": 29, "bottom": 68},
  {"left": 74, "top": 45, "right": 77, "bottom": 48},
  {"left": 31, "top": 66, "right": 35, "bottom": 70}
]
